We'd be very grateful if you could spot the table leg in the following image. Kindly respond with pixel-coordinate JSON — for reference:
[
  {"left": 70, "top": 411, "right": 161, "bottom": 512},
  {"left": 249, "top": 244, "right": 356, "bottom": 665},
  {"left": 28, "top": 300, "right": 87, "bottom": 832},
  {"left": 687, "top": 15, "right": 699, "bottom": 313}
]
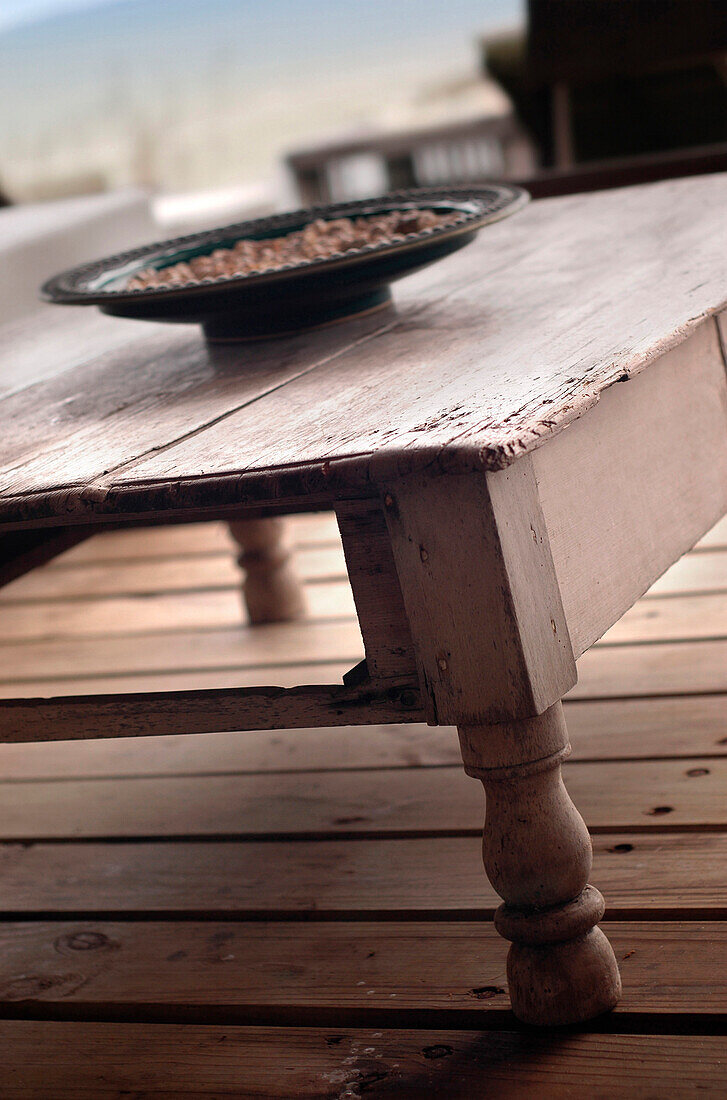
[
  {"left": 228, "top": 518, "right": 306, "bottom": 624},
  {"left": 458, "top": 702, "right": 621, "bottom": 1025},
  {"left": 379, "top": 465, "right": 622, "bottom": 1024}
]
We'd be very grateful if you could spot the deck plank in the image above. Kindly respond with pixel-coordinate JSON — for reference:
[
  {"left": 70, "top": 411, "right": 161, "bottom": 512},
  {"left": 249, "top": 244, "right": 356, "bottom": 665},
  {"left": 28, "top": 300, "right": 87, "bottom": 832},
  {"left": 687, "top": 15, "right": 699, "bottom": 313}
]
[
  {"left": 0, "top": 584, "right": 355, "bottom": 642},
  {"left": 696, "top": 514, "right": 727, "bottom": 550},
  {"left": 0, "top": 486, "right": 725, "bottom": 1091},
  {"left": 52, "top": 513, "right": 342, "bottom": 565},
  {"left": 1, "top": 584, "right": 725, "bottom": 648},
  {"left": 2, "top": 1022, "right": 725, "bottom": 1099},
  {"left": 0, "top": 758, "right": 721, "bottom": 839},
  {"left": 0, "top": 832, "right": 726, "bottom": 918},
  {"left": 1, "top": 631, "right": 726, "bottom": 699},
  {"left": 0, "top": 545, "right": 346, "bottom": 603},
  {"left": 0, "top": 920, "right": 723, "bottom": 1022},
  {"left": 646, "top": 550, "right": 727, "bottom": 596}
]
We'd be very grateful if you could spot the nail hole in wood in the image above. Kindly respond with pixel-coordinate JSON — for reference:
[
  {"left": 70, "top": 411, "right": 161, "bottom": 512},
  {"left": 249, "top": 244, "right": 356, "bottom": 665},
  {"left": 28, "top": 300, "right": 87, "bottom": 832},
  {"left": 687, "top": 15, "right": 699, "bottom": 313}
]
[{"left": 422, "top": 1045, "right": 454, "bottom": 1060}]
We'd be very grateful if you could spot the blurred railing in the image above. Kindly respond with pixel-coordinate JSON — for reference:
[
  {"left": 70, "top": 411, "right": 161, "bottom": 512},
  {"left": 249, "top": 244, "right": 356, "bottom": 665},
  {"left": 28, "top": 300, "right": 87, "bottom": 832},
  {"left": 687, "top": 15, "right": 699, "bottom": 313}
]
[{"left": 286, "top": 112, "right": 536, "bottom": 206}]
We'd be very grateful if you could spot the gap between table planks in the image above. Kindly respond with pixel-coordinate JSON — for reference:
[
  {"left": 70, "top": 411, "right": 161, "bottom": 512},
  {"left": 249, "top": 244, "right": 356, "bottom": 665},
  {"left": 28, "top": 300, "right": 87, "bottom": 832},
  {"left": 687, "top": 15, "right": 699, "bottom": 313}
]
[{"left": 0, "top": 511, "right": 726, "bottom": 1095}]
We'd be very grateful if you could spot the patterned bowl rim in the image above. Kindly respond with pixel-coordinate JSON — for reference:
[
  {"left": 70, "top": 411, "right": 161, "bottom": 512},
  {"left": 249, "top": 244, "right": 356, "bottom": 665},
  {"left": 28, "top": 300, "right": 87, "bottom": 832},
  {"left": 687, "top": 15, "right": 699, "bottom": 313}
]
[{"left": 41, "top": 184, "right": 529, "bottom": 305}]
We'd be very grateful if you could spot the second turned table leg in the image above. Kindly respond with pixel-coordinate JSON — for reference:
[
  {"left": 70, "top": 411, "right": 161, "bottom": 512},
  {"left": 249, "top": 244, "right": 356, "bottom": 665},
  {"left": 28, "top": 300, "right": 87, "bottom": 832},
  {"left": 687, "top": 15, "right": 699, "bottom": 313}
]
[{"left": 228, "top": 518, "right": 306, "bottom": 625}]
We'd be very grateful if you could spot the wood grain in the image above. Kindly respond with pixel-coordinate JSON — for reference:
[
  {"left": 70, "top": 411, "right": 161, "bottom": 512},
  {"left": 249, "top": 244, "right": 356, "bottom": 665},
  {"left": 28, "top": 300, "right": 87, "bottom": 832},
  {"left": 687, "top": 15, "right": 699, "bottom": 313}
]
[
  {"left": 1, "top": 177, "right": 727, "bottom": 526},
  {"left": 0, "top": 437, "right": 723, "bottom": 1077},
  {"left": 44, "top": 499, "right": 727, "bottom": 563},
  {"left": 573, "top": 639, "right": 727, "bottom": 699},
  {"left": 0, "top": 544, "right": 346, "bottom": 602},
  {"left": 2, "top": 832, "right": 727, "bottom": 918},
  {"left": 0, "top": 620, "right": 365, "bottom": 683},
  {"left": 114, "top": 181, "right": 727, "bottom": 491},
  {"left": 335, "top": 499, "right": 417, "bottom": 681},
  {"left": 1, "top": 630, "right": 725, "bottom": 702},
  {"left": 383, "top": 464, "right": 575, "bottom": 723},
  {"left": 54, "top": 513, "right": 342, "bottom": 564},
  {"left": 0, "top": 307, "right": 153, "bottom": 399},
  {"left": 0, "top": 661, "right": 356, "bottom": 699},
  {"left": 0, "top": 675, "right": 424, "bottom": 743},
  {"left": 0, "top": 694, "right": 723, "bottom": 780},
  {"left": 0, "top": 583, "right": 356, "bottom": 642},
  {"left": 0, "top": 578, "right": 722, "bottom": 650},
  {"left": 599, "top": 592, "right": 727, "bottom": 645},
  {"left": 0, "top": 757, "right": 721, "bottom": 839},
  {"left": 534, "top": 319, "right": 727, "bottom": 654},
  {"left": 0, "top": 304, "right": 396, "bottom": 519},
  {"left": 0, "top": 919, "right": 722, "bottom": 1019},
  {"left": 1, "top": 1023, "right": 725, "bottom": 1099}
]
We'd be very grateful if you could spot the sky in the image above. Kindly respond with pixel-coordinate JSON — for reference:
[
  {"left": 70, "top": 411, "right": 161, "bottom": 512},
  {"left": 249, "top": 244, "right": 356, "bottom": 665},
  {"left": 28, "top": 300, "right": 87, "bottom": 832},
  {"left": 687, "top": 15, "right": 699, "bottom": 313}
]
[{"left": 0, "top": 0, "right": 121, "bottom": 32}]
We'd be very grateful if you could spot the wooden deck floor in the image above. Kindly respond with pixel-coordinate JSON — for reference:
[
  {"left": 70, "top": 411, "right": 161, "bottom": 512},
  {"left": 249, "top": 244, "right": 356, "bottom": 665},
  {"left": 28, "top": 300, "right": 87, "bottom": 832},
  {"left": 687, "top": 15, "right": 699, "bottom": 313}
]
[{"left": 0, "top": 513, "right": 726, "bottom": 1096}]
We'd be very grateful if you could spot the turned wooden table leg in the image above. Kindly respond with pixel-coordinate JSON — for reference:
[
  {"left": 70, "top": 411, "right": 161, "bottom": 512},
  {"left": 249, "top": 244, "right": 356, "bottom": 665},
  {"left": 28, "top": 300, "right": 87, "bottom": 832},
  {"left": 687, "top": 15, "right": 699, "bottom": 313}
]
[
  {"left": 380, "top": 467, "right": 622, "bottom": 1025},
  {"left": 228, "top": 518, "right": 306, "bottom": 625},
  {"left": 458, "top": 701, "right": 621, "bottom": 1026}
]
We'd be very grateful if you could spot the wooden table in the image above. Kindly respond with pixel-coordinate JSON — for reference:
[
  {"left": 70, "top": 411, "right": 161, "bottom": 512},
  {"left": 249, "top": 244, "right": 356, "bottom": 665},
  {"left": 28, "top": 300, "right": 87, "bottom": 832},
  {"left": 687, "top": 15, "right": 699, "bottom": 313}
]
[{"left": 1, "top": 175, "right": 726, "bottom": 1027}]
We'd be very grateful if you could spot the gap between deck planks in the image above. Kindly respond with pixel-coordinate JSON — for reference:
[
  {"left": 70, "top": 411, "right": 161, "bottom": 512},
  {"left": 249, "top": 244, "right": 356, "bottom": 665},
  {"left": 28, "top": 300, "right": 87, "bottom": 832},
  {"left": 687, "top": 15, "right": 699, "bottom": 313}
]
[{"left": 0, "top": 511, "right": 726, "bottom": 1093}]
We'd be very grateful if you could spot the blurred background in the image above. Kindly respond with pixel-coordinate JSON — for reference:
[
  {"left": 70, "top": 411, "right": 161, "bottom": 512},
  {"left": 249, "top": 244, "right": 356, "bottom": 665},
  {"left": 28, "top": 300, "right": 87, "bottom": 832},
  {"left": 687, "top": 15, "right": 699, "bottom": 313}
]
[
  {"left": 1, "top": 0, "right": 726, "bottom": 287},
  {"left": 0, "top": 0, "right": 522, "bottom": 219}
]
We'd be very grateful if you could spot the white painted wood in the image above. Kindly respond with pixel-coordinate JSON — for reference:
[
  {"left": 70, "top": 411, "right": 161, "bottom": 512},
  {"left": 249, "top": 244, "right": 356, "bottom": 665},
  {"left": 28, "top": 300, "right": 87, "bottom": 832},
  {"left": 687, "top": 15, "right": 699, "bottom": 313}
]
[
  {"left": 382, "top": 461, "right": 576, "bottom": 724},
  {"left": 335, "top": 499, "right": 416, "bottom": 681},
  {"left": 533, "top": 318, "right": 727, "bottom": 655}
]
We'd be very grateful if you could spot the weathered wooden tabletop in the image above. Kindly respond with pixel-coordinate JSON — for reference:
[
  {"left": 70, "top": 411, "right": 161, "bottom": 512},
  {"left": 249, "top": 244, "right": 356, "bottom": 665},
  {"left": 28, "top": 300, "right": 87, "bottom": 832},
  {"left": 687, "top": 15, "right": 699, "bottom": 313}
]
[{"left": 1, "top": 174, "right": 726, "bottom": 530}]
